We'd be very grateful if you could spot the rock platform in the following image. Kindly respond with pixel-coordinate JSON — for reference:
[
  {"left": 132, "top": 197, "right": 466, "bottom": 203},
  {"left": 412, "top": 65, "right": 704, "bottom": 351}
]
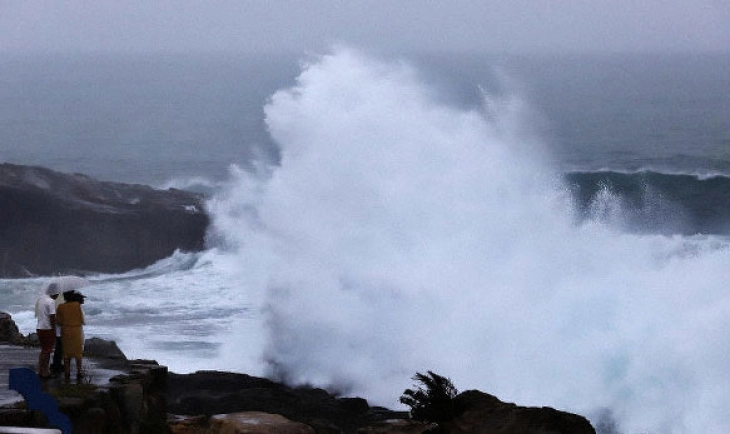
[
  {"left": 0, "top": 337, "right": 167, "bottom": 434},
  {"left": 0, "top": 344, "right": 127, "bottom": 408}
]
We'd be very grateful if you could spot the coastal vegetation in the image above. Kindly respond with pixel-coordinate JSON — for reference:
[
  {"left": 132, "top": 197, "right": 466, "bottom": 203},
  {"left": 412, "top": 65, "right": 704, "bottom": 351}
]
[{"left": 400, "top": 371, "right": 459, "bottom": 423}]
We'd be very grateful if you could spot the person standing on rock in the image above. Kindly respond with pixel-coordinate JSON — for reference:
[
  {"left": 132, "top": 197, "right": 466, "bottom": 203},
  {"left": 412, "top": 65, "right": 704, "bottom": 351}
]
[
  {"left": 56, "top": 290, "right": 86, "bottom": 380},
  {"left": 35, "top": 283, "right": 61, "bottom": 378},
  {"left": 50, "top": 291, "right": 67, "bottom": 375}
]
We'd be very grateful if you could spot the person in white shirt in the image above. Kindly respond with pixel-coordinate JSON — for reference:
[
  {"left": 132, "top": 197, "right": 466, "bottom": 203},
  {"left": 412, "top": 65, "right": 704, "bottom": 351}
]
[{"left": 35, "top": 283, "right": 61, "bottom": 378}]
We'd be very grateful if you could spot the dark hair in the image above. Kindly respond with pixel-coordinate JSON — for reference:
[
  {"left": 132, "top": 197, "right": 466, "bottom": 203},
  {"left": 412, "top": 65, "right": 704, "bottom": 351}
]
[{"left": 63, "top": 290, "right": 86, "bottom": 304}]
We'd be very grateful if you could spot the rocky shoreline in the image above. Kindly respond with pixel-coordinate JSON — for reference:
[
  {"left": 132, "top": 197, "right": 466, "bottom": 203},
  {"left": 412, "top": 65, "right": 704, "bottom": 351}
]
[{"left": 1, "top": 312, "right": 596, "bottom": 433}]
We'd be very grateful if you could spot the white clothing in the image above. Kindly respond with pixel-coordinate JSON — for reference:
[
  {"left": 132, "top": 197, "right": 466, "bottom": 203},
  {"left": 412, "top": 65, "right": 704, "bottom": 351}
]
[{"left": 35, "top": 295, "right": 56, "bottom": 330}]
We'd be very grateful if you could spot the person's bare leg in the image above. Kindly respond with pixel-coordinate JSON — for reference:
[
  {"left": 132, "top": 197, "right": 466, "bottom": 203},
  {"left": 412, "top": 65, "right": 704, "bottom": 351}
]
[
  {"left": 75, "top": 357, "right": 83, "bottom": 378},
  {"left": 64, "top": 357, "right": 71, "bottom": 379}
]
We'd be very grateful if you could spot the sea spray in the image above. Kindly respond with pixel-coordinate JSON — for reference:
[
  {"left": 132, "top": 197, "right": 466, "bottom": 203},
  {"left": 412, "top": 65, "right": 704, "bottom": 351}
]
[
  {"left": 1, "top": 50, "right": 728, "bottom": 434},
  {"left": 204, "top": 48, "right": 730, "bottom": 434}
]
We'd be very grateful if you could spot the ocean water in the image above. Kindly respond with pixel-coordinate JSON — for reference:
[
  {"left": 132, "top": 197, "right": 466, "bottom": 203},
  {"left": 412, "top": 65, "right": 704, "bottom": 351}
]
[{"left": 2, "top": 48, "right": 730, "bottom": 434}]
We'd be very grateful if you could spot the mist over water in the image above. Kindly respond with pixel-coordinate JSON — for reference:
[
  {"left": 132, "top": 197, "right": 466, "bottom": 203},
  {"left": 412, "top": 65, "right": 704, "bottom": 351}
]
[{"left": 202, "top": 48, "right": 730, "bottom": 433}]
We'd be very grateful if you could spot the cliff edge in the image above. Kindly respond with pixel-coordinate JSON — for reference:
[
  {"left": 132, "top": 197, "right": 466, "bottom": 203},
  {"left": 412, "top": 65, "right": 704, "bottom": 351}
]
[{"left": 0, "top": 163, "right": 209, "bottom": 277}]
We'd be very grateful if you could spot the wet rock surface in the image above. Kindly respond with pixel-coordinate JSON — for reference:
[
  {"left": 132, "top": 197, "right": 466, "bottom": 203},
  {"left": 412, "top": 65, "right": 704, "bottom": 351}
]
[{"left": 165, "top": 370, "right": 406, "bottom": 433}]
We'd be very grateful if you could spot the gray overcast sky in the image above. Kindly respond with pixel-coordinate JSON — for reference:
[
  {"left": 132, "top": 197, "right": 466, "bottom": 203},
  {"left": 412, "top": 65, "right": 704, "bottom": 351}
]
[{"left": 1, "top": 0, "right": 729, "bottom": 54}]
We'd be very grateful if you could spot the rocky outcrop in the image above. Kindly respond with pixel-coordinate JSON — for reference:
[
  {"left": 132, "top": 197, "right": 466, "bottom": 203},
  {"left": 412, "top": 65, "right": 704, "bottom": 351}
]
[
  {"left": 0, "top": 311, "right": 169, "bottom": 434},
  {"left": 84, "top": 337, "right": 129, "bottom": 362},
  {"left": 165, "top": 370, "right": 405, "bottom": 433},
  {"left": 357, "top": 419, "right": 434, "bottom": 434},
  {"left": 50, "top": 360, "right": 170, "bottom": 434},
  {"left": 165, "top": 373, "right": 596, "bottom": 434},
  {"left": 0, "top": 163, "right": 209, "bottom": 277},
  {"left": 439, "top": 390, "right": 596, "bottom": 434},
  {"left": 1, "top": 313, "right": 596, "bottom": 434},
  {"left": 0, "top": 312, "right": 25, "bottom": 345}
]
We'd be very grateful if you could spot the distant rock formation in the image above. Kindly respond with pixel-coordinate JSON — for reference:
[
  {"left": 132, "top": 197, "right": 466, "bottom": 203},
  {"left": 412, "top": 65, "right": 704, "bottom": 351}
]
[{"left": 0, "top": 163, "right": 209, "bottom": 277}]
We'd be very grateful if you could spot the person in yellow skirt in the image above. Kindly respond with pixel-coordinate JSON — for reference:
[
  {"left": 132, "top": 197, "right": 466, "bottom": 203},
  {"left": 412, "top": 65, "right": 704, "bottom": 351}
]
[{"left": 55, "top": 290, "right": 86, "bottom": 380}]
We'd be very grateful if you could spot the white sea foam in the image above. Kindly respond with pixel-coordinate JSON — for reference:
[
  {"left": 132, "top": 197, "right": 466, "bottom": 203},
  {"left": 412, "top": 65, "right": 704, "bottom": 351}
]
[
  {"left": 3, "top": 250, "right": 265, "bottom": 376},
  {"left": 204, "top": 48, "right": 730, "bottom": 434}
]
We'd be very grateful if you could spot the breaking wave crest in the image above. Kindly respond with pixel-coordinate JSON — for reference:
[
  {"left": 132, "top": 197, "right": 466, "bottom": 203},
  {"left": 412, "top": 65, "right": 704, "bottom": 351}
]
[{"left": 205, "top": 48, "right": 730, "bottom": 434}]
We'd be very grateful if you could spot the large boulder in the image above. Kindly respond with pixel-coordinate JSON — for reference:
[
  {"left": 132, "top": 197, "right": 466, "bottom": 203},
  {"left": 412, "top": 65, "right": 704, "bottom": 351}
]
[
  {"left": 84, "top": 337, "right": 128, "bottom": 361},
  {"left": 441, "top": 390, "right": 596, "bottom": 434},
  {"left": 0, "top": 312, "right": 25, "bottom": 344},
  {"left": 0, "top": 163, "right": 209, "bottom": 277}
]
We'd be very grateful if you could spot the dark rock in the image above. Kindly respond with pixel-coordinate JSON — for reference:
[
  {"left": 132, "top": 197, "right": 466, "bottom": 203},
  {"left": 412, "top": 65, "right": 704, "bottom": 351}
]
[
  {"left": 0, "top": 312, "right": 25, "bottom": 344},
  {"left": 74, "top": 407, "right": 109, "bottom": 434},
  {"left": 112, "top": 360, "right": 170, "bottom": 433},
  {"left": 110, "top": 383, "right": 145, "bottom": 434},
  {"left": 84, "top": 337, "right": 128, "bottom": 361},
  {"left": 46, "top": 363, "right": 168, "bottom": 434},
  {"left": 439, "top": 390, "right": 596, "bottom": 434},
  {"left": 165, "top": 372, "right": 596, "bottom": 433},
  {"left": 0, "top": 163, "right": 209, "bottom": 277},
  {"left": 166, "top": 371, "right": 404, "bottom": 433},
  {"left": 0, "top": 408, "right": 49, "bottom": 429},
  {"left": 357, "top": 419, "right": 434, "bottom": 433},
  {"left": 56, "top": 396, "right": 88, "bottom": 420}
]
